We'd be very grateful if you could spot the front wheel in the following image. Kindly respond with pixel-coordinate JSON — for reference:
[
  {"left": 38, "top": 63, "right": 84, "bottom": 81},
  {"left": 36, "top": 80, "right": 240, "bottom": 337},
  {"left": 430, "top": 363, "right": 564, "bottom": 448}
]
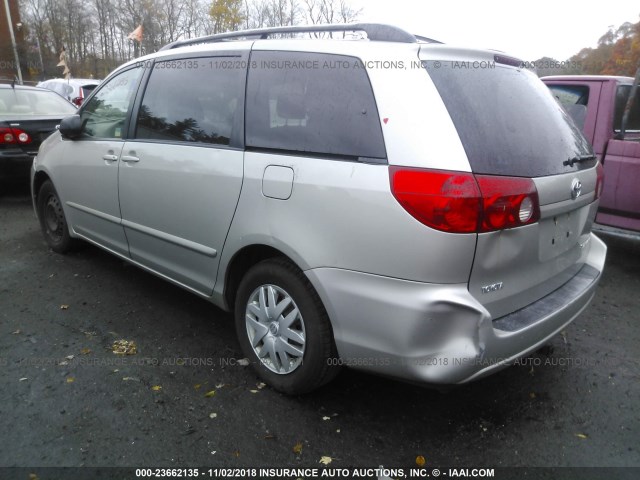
[
  {"left": 37, "top": 180, "right": 77, "bottom": 253},
  {"left": 234, "top": 258, "right": 340, "bottom": 394}
]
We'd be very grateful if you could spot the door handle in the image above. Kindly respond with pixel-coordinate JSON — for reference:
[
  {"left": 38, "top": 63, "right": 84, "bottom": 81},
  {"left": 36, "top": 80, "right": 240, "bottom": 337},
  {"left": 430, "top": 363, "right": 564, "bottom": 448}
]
[
  {"left": 102, "top": 154, "right": 118, "bottom": 162},
  {"left": 121, "top": 155, "right": 140, "bottom": 163}
]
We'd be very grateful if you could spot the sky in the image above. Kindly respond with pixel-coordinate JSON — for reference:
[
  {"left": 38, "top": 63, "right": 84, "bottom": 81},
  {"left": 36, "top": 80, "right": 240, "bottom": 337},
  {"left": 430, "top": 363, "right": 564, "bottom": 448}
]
[{"left": 350, "top": 0, "right": 640, "bottom": 61}]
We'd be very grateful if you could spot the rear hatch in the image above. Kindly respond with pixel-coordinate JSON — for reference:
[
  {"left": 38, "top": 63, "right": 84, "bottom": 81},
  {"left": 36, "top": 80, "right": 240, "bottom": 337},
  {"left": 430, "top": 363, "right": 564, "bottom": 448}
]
[{"left": 419, "top": 48, "right": 600, "bottom": 318}]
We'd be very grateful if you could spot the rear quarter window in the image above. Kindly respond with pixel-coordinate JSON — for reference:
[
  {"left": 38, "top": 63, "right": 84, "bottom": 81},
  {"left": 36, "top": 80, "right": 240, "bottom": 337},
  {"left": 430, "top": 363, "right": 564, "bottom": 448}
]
[{"left": 245, "top": 51, "right": 386, "bottom": 160}]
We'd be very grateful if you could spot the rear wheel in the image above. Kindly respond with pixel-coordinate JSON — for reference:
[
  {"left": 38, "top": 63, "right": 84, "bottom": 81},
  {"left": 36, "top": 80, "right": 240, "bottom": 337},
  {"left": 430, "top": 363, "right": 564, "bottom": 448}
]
[
  {"left": 37, "top": 180, "right": 77, "bottom": 253},
  {"left": 234, "top": 258, "right": 340, "bottom": 394}
]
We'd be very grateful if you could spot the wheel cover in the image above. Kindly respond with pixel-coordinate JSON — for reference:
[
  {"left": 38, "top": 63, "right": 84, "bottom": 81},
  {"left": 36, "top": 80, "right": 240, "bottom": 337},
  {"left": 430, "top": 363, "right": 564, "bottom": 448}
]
[
  {"left": 44, "top": 194, "right": 64, "bottom": 243},
  {"left": 245, "top": 284, "right": 306, "bottom": 375}
]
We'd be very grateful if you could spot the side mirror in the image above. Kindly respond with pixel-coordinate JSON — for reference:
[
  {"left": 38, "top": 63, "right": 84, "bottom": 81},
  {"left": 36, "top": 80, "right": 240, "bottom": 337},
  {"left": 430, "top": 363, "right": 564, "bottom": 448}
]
[{"left": 59, "top": 115, "right": 82, "bottom": 139}]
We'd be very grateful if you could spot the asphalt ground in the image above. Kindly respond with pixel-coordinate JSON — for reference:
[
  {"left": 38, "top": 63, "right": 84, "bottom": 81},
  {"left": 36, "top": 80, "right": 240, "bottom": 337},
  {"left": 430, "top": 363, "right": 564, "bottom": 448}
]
[{"left": 1, "top": 181, "right": 638, "bottom": 478}]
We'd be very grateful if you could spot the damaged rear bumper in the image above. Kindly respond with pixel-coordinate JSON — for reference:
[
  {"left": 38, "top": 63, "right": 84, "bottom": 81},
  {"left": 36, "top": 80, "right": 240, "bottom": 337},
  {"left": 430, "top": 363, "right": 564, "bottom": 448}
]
[{"left": 305, "top": 233, "right": 607, "bottom": 385}]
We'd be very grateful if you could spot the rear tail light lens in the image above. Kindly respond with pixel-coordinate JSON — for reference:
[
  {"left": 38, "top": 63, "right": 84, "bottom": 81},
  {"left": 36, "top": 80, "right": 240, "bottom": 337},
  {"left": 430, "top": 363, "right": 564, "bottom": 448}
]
[
  {"left": 0, "top": 127, "right": 32, "bottom": 144},
  {"left": 389, "top": 167, "right": 540, "bottom": 233},
  {"left": 595, "top": 162, "right": 604, "bottom": 199},
  {"left": 475, "top": 175, "right": 540, "bottom": 231}
]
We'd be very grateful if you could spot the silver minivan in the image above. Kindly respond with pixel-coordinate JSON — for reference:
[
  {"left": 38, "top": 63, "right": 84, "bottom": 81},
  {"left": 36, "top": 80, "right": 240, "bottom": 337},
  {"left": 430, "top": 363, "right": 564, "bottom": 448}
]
[{"left": 31, "top": 23, "right": 607, "bottom": 394}]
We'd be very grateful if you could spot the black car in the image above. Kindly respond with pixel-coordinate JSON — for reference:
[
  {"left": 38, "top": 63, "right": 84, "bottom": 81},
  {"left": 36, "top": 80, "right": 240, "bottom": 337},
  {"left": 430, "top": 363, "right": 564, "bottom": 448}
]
[{"left": 1, "top": 83, "right": 77, "bottom": 182}]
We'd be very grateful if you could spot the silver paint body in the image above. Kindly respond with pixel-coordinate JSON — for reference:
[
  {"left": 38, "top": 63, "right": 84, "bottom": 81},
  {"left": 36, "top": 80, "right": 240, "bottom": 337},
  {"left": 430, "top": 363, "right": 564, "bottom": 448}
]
[{"left": 31, "top": 38, "right": 607, "bottom": 385}]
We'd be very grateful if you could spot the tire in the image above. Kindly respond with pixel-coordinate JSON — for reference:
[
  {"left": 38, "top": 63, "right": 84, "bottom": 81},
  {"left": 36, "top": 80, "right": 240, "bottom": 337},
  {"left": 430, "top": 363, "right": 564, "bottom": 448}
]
[
  {"left": 234, "top": 258, "right": 340, "bottom": 394},
  {"left": 37, "top": 180, "right": 77, "bottom": 253}
]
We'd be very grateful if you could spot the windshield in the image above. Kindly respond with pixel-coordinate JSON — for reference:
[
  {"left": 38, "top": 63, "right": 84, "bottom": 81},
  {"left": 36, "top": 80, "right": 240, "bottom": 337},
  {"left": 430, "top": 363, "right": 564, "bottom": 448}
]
[
  {"left": 0, "top": 88, "right": 77, "bottom": 116},
  {"left": 423, "top": 59, "right": 595, "bottom": 177}
]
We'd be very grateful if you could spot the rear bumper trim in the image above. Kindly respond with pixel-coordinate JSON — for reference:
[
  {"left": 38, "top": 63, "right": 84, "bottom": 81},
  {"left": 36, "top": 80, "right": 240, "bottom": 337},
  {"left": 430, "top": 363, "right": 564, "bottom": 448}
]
[{"left": 492, "top": 264, "right": 599, "bottom": 332}]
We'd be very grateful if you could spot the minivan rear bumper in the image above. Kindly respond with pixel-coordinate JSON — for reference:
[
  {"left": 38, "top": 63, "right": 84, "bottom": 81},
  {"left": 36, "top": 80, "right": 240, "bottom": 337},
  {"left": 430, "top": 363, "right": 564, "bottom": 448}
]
[{"left": 305, "top": 233, "right": 607, "bottom": 385}]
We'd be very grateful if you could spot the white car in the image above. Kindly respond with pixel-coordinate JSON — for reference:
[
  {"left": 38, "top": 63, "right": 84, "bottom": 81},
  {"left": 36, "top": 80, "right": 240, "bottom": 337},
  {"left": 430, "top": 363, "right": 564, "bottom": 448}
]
[{"left": 37, "top": 78, "right": 101, "bottom": 106}]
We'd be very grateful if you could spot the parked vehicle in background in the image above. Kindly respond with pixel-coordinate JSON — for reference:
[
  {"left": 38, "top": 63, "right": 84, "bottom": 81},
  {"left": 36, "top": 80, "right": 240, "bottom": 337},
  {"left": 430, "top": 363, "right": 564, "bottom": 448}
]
[
  {"left": 31, "top": 23, "right": 606, "bottom": 394},
  {"left": 37, "top": 78, "right": 101, "bottom": 106},
  {"left": 1, "top": 83, "right": 77, "bottom": 182},
  {"left": 543, "top": 74, "right": 640, "bottom": 232}
]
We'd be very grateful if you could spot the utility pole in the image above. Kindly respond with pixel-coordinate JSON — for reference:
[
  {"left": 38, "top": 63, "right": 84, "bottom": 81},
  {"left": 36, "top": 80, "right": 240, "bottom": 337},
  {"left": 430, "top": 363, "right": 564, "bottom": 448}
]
[{"left": 3, "top": 0, "right": 23, "bottom": 83}]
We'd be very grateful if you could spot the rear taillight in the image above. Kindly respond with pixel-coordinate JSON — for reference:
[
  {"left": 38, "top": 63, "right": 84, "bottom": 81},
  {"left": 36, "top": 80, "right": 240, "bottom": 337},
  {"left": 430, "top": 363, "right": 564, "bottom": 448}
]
[
  {"left": 0, "top": 127, "right": 32, "bottom": 144},
  {"left": 595, "top": 162, "right": 604, "bottom": 200},
  {"left": 475, "top": 174, "right": 540, "bottom": 231},
  {"left": 389, "top": 167, "right": 540, "bottom": 234}
]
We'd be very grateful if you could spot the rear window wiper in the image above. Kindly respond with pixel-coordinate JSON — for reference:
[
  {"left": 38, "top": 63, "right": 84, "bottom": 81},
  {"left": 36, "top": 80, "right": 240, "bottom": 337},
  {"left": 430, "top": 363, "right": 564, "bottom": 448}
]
[{"left": 564, "top": 154, "right": 596, "bottom": 167}]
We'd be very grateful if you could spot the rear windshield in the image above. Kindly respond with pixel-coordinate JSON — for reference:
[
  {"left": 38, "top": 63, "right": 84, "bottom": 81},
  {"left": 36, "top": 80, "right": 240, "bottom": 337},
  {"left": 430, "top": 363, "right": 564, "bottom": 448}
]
[
  {"left": 614, "top": 84, "right": 640, "bottom": 132},
  {"left": 0, "top": 88, "right": 76, "bottom": 116},
  {"left": 423, "top": 60, "right": 595, "bottom": 177}
]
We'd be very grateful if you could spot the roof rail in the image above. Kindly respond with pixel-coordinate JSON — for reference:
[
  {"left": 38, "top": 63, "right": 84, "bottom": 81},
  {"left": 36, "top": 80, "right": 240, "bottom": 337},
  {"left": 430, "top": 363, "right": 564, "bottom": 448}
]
[{"left": 160, "top": 23, "right": 439, "bottom": 51}]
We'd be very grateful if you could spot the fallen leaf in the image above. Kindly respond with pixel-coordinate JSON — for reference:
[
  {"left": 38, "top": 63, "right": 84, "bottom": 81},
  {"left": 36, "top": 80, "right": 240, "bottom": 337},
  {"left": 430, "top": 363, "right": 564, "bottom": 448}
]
[
  {"left": 257, "top": 382, "right": 266, "bottom": 390},
  {"left": 122, "top": 377, "right": 139, "bottom": 382},
  {"left": 11, "top": 329, "right": 21, "bottom": 335},
  {"left": 80, "top": 348, "right": 91, "bottom": 355},
  {"left": 264, "top": 434, "right": 276, "bottom": 440},
  {"left": 194, "top": 384, "right": 202, "bottom": 390},
  {"left": 59, "top": 361, "right": 69, "bottom": 366},
  {"left": 237, "top": 358, "right": 250, "bottom": 366},
  {"left": 233, "top": 450, "right": 240, "bottom": 458},
  {"left": 19, "top": 377, "right": 28, "bottom": 382},
  {"left": 529, "top": 392, "right": 537, "bottom": 399},
  {"left": 65, "top": 355, "right": 74, "bottom": 360},
  {"left": 250, "top": 390, "right": 259, "bottom": 394},
  {"left": 322, "top": 416, "right": 331, "bottom": 421},
  {"left": 416, "top": 455, "right": 426, "bottom": 467},
  {"left": 66, "top": 377, "right": 75, "bottom": 383},
  {"left": 29, "top": 474, "right": 39, "bottom": 480},
  {"left": 336, "top": 429, "right": 341, "bottom": 433},
  {"left": 204, "top": 390, "right": 216, "bottom": 398},
  {"left": 151, "top": 385, "right": 162, "bottom": 391},
  {"left": 209, "top": 413, "right": 217, "bottom": 419},
  {"left": 60, "top": 305, "right": 69, "bottom": 310},
  {"left": 576, "top": 433, "right": 588, "bottom": 439},
  {"left": 293, "top": 442, "right": 303, "bottom": 454},
  {"left": 215, "top": 383, "right": 225, "bottom": 389},
  {"left": 319, "top": 456, "right": 332, "bottom": 465},
  {"left": 112, "top": 339, "right": 137, "bottom": 355}
]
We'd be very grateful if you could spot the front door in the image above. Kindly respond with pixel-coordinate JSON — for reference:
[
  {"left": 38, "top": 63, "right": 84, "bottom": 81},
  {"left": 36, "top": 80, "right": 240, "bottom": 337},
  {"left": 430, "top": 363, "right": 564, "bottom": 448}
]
[{"left": 57, "top": 66, "right": 143, "bottom": 255}]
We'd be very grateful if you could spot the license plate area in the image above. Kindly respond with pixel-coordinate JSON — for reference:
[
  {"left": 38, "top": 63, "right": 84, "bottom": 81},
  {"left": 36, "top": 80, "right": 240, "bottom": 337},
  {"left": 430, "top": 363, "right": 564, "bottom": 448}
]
[{"left": 539, "top": 211, "right": 581, "bottom": 261}]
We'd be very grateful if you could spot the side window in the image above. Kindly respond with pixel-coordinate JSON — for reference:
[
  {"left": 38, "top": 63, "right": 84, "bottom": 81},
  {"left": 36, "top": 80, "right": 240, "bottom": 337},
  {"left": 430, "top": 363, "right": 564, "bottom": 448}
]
[
  {"left": 548, "top": 84, "right": 590, "bottom": 130},
  {"left": 614, "top": 85, "right": 640, "bottom": 132},
  {"left": 80, "top": 67, "right": 143, "bottom": 139},
  {"left": 548, "top": 85, "right": 589, "bottom": 106},
  {"left": 246, "top": 51, "right": 386, "bottom": 160},
  {"left": 135, "top": 58, "right": 245, "bottom": 146}
]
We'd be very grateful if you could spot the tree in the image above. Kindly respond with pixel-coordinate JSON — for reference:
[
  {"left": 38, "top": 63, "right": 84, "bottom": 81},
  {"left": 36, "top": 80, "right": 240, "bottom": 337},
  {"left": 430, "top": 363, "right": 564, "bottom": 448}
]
[{"left": 209, "top": 0, "right": 245, "bottom": 33}]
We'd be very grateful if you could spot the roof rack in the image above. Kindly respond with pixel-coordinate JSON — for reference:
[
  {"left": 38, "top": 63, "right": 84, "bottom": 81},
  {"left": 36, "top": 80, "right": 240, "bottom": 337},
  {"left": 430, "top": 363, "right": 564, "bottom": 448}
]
[{"left": 160, "top": 23, "right": 441, "bottom": 51}]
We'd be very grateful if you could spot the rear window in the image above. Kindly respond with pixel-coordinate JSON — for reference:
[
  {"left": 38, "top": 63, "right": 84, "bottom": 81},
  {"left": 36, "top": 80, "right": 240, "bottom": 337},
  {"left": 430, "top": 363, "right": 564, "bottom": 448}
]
[
  {"left": 0, "top": 88, "right": 76, "bottom": 116},
  {"left": 424, "top": 61, "right": 595, "bottom": 177},
  {"left": 614, "top": 84, "right": 640, "bottom": 132},
  {"left": 246, "top": 51, "right": 386, "bottom": 160}
]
